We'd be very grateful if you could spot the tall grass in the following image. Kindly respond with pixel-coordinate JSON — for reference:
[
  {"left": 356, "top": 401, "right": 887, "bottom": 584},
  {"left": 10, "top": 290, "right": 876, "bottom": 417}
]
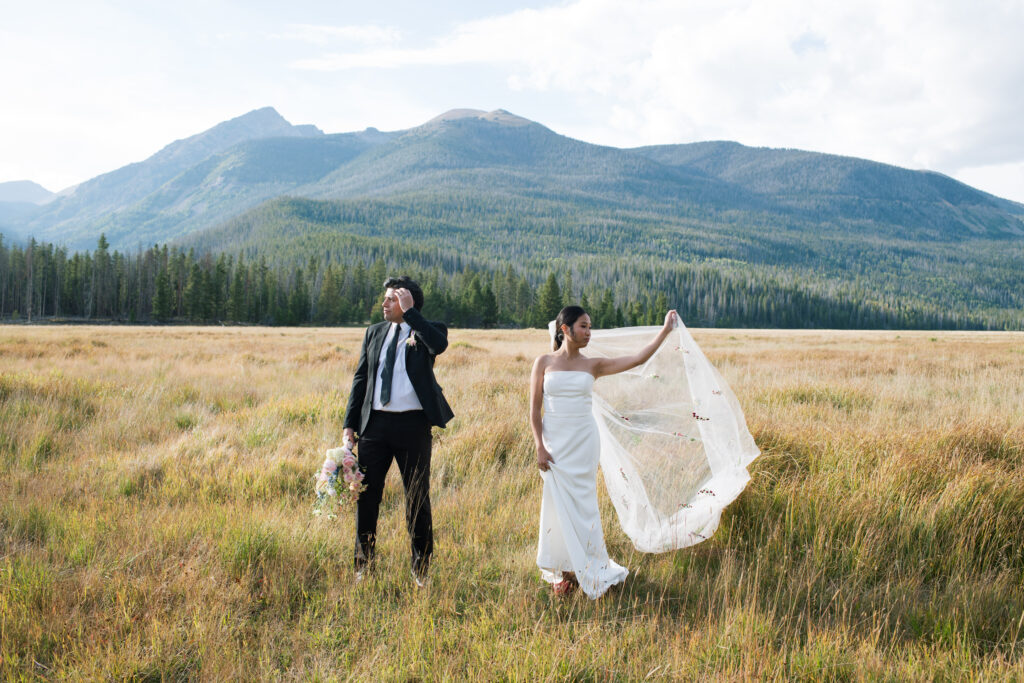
[{"left": 1, "top": 326, "right": 1023, "bottom": 679}]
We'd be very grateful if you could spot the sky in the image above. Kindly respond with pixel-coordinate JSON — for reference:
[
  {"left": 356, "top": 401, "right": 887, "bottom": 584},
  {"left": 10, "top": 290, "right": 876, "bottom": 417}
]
[{"left": 2, "top": 0, "right": 1023, "bottom": 203}]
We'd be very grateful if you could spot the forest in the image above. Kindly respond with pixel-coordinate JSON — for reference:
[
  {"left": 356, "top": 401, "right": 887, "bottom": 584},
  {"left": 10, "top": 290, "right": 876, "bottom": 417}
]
[{"left": 0, "top": 232, "right": 1011, "bottom": 330}]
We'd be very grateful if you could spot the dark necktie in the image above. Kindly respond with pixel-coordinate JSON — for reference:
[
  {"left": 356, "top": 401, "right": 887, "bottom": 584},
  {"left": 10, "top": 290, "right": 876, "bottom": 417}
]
[{"left": 380, "top": 324, "right": 402, "bottom": 405}]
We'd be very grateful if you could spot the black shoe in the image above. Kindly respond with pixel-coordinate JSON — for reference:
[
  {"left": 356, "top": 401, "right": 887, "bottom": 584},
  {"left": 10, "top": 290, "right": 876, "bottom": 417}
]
[{"left": 411, "top": 569, "right": 430, "bottom": 589}]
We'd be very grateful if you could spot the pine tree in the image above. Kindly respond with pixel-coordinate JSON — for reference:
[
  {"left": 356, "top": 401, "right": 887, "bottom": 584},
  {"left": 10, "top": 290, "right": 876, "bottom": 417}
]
[
  {"left": 596, "top": 288, "right": 616, "bottom": 328},
  {"left": 227, "top": 257, "right": 247, "bottom": 322},
  {"left": 316, "top": 265, "right": 342, "bottom": 324},
  {"left": 183, "top": 263, "right": 204, "bottom": 321},
  {"left": 480, "top": 283, "right": 497, "bottom": 328},
  {"left": 288, "top": 268, "right": 310, "bottom": 325},
  {"left": 153, "top": 267, "right": 173, "bottom": 322},
  {"left": 537, "top": 273, "right": 563, "bottom": 326}
]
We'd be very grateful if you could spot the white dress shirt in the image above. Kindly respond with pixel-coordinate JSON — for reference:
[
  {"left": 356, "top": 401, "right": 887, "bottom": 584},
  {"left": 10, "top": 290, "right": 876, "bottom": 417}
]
[{"left": 373, "top": 322, "right": 424, "bottom": 412}]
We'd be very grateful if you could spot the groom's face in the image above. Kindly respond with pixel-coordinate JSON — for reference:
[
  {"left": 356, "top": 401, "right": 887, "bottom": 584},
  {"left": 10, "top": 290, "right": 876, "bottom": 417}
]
[{"left": 382, "top": 288, "right": 404, "bottom": 323}]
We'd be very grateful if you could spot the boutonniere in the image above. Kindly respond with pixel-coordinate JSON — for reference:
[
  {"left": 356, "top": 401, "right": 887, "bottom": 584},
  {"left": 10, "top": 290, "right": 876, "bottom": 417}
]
[{"left": 405, "top": 335, "right": 417, "bottom": 349}]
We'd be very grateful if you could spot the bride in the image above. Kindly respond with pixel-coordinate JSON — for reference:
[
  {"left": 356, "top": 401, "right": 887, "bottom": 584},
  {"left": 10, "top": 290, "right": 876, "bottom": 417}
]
[{"left": 530, "top": 305, "right": 677, "bottom": 598}]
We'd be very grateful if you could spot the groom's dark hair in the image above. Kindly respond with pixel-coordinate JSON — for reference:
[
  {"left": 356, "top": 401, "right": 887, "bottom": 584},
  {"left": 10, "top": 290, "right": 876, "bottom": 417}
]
[{"left": 383, "top": 276, "right": 424, "bottom": 310}]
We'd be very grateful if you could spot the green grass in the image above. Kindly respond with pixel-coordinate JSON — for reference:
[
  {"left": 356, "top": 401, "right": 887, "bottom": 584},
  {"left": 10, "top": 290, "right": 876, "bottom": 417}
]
[{"left": 0, "top": 326, "right": 1022, "bottom": 679}]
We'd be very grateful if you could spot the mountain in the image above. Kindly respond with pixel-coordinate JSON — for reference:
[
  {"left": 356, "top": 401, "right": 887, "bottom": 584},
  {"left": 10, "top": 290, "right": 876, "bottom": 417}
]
[
  {"left": 6, "top": 107, "right": 1024, "bottom": 250},
  {"left": 14, "top": 107, "right": 325, "bottom": 246},
  {"left": 633, "top": 141, "right": 1024, "bottom": 238},
  {"left": 7, "top": 106, "right": 1022, "bottom": 252},
  {"left": 75, "top": 129, "right": 390, "bottom": 247},
  {"left": 0, "top": 180, "right": 55, "bottom": 205},
  {"left": 293, "top": 109, "right": 756, "bottom": 211},
  {"left": 1, "top": 106, "right": 1023, "bottom": 327},
  {"left": 0, "top": 181, "right": 56, "bottom": 239}
]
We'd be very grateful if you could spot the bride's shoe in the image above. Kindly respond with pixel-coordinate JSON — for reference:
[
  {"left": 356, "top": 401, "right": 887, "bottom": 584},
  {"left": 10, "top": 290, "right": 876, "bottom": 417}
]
[{"left": 552, "top": 572, "right": 578, "bottom": 597}]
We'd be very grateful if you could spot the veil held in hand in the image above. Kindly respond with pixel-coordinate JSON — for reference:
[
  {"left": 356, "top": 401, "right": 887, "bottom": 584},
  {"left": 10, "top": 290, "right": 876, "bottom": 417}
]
[{"left": 551, "top": 318, "right": 760, "bottom": 553}]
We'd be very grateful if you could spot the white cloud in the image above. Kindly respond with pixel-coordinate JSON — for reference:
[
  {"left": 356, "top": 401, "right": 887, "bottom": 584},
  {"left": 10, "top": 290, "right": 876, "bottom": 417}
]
[
  {"left": 275, "top": 23, "right": 401, "bottom": 46},
  {"left": 288, "top": 0, "right": 1024, "bottom": 201},
  {"left": 3, "top": 0, "right": 1023, "bottom": 204},
  {"left": 955, "top": 162, "right": 1024, "bottom": 207}
]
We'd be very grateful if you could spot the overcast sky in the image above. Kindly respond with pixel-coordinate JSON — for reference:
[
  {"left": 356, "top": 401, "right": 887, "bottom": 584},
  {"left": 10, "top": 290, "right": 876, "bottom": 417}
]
[{"left": 2, "top": 0, "right": 1023, "bottom": 203}]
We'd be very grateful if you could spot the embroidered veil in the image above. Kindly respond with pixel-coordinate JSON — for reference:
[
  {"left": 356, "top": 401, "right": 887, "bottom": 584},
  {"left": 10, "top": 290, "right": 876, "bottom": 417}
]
[{"left": 582, "top": 320, "right": 760, "bottom": 552}]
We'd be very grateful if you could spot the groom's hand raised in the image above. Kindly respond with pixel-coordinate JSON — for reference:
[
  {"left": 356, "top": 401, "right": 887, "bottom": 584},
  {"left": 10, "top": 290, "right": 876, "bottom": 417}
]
[{"left": 396, "top": 288, "right": 415, "bottom": 312}]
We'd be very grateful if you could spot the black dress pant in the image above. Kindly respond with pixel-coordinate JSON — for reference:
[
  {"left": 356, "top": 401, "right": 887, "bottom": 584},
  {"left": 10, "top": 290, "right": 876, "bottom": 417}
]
[{"left": 354, "top": 410, "right": 433, "bottom": 574}]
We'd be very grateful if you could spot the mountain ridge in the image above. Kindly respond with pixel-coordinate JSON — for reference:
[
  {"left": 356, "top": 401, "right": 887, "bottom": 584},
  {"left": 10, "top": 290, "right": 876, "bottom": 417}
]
[
  {"left": 1, "top": 106, "right": 1022, "bottom": 328},
  {"left": 5, "top": 107, "right": 323, "bottom": 243},
  {"left": 0, "top": 180, "right": 55, "bottom": 205},
  {"left": 4, "top": 106, "right": 1022, "bottom": 250}
]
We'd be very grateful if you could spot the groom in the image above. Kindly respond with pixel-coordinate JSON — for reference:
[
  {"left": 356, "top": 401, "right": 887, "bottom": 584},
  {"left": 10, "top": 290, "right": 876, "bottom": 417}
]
[{"left": 343, "top": 276, "right": 454, "bottom": 586}]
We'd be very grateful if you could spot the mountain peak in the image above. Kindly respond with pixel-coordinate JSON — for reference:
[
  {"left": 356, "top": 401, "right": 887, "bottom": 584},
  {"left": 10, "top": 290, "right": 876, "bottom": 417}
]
[
  {"left": 424, "top": 108, "right": 533, "bottom": 127},
  {"left": 228, "top": 106, "right": 320, "bottom": 132},
  {"left": 0, "top": 180, "right": 55, "bottom": 205},
  {"left": 148, "top": 107, "right": 323, "bottom": 168},
  {"left": 237, "top": 106, "right": 287, "bottom": 122}
]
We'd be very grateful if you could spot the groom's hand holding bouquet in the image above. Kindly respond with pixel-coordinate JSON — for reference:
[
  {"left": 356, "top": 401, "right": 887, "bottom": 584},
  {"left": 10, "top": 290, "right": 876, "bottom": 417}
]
[{"left": 312, "top": 437, "right": 365, "bottom": 519}]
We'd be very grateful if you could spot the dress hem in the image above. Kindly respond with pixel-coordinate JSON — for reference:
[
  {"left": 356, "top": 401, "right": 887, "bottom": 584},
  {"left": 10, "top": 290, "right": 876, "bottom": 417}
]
[{"left": 538, "top": 565, "right": 628, "bottom": 600}]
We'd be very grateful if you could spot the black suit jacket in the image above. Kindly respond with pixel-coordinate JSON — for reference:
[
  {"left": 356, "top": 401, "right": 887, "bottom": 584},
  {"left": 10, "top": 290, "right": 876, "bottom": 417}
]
[{"left": 343, "top": 307, "right": 454, "bottom": 435}]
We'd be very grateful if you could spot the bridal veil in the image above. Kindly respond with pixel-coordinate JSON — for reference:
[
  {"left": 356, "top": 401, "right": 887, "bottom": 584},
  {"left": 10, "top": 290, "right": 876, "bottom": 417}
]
[{"left": 580, "top": 320, "right": 760, "bottom": 552}]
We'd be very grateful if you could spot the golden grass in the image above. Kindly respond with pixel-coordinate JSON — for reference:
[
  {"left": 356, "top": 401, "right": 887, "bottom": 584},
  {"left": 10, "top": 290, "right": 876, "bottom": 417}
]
[{"left": 2, "top": 325, "right": 1024, "bottom": 680}]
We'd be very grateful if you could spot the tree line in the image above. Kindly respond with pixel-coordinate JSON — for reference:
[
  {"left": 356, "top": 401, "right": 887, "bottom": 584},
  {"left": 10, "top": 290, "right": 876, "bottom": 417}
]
[{"left": 0, "top": 234, "right": 1014, "bottom": 330}]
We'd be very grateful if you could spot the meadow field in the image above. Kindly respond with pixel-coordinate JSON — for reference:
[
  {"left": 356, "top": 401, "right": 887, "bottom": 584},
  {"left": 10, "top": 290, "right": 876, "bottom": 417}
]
[{"left": 2, "top": 325, "right": 1023, "bottom": 680}]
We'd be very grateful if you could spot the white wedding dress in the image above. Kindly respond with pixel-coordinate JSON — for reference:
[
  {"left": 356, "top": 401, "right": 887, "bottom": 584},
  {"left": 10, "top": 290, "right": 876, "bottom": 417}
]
[
  {"left": 536, "top": 370, "right": 628, "bottom": 599},
  {"left": 536, "top": 321, "right": 761, "bottom": 598}
]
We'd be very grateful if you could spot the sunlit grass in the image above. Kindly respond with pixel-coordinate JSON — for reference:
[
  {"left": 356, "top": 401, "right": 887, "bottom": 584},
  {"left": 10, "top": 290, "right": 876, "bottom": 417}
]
[{"left": 1, "top": 325, "right": 1023, "bottom": 679}]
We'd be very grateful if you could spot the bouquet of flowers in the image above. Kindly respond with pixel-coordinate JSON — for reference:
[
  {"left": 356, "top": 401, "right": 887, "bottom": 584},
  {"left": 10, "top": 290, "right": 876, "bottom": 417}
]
[{"left": 312, "top": 440, "right": 365, "bottom": 519}]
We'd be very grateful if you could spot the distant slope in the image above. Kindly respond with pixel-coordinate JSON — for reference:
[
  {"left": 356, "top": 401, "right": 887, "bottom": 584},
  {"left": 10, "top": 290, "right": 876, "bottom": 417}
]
[
  {"left": 84, "top": 130, "right": 393, "bottom": 247},
  {"left": 0, "top": 181, "right": 55, "bottom": 239},
  {"left": 633, "top": 142, "right": 1024, "bottom": 238},
  {"left": 180, "top": 182, "right": 1024, "bottom": 329},
  {"left": 0, "top": 202, "right": 40, "bottom": 238},
  {"left": 2, "top": 106, "right": 1022, "bottom": 328},
  {"left": 18, "top": 107, "right": 326, "bottom": 247},
  {"left": 4, "top": 107, "right": 1023, "bottom": 252},
  {"left": 296, "top": 111, "right": 762, "bottom": 213},
  {"left": 0, "top": 180, "right": 55, "bottom": 205}
]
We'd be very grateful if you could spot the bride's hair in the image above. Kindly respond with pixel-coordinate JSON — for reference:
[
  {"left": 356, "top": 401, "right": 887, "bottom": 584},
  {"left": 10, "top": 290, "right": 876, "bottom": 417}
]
[{"left": 553, "top": 305, "right": 588, "bottom": 350}]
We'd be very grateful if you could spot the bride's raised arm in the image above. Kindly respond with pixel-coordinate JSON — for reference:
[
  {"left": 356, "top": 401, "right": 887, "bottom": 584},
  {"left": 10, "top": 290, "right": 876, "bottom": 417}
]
[{"left": 591, "top": 310, "right": 677, "bottom": 379}]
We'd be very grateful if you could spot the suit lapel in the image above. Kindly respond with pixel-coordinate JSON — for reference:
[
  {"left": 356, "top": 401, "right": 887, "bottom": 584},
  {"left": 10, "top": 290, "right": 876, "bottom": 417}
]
[{"left": 367, "top": 323, "right": 389, "bottom": 380}]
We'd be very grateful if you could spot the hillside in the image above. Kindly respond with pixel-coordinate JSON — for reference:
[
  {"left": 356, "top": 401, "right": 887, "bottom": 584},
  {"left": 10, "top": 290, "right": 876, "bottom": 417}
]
[
  {"left": 1, "top": 107, "right": 1022, "bottom": 328},
  {"left": 8, "top": 107, "right": 326, "bottom": 246},
  {"left": 634, "top": 141, "right": 1024, "bottom": 239},
  {"left": 0, "top": 180, "right": 55, "bottom": 205},
  {"left": 4, "top": 107, "right": 1022, "bottom": 251}
]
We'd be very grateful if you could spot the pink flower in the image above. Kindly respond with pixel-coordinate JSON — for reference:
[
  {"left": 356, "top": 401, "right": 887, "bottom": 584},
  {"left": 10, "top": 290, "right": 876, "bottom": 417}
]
[
  {"left": 341, "top": 454, "right": 356, "bottom": 468},
  {"left": 322, "top": 458, "right": 338, "bottom": 473},
  {"left": 343, "top": 470, "right": 356, "bottom": 483},
  {"left": 405, "top": 336, "right": 417, "bottom": 348}
]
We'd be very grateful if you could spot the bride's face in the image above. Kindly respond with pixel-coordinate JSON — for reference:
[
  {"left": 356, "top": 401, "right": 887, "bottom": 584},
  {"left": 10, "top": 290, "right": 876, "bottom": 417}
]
[{"left": 564, "top": 314, "right": 592, "bottom": 347}]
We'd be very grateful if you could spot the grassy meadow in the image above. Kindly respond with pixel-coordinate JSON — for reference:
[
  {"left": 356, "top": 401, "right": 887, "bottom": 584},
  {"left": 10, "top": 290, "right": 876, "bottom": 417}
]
[{"left": 2, "top": 325, "right": 1024, "bottom": 680}]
